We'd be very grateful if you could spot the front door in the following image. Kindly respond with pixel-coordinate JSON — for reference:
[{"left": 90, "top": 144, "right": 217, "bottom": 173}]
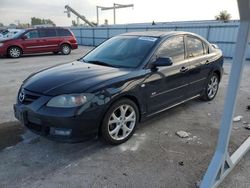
[
  {"left": 144, "top": 35, "right": 190, "bottom": 114},
  {"left": 21, "top": 29, "right": 42, "bottom": 53}
]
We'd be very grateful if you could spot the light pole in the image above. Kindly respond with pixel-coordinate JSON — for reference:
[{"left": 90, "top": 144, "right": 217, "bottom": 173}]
[{"left": 96, "top": 3, "right": 134, "bottom": 25}]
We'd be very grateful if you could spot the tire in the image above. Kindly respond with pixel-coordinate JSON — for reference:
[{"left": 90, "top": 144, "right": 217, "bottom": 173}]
[
  {"left": 8, "top": 46, "right": 22, "bottom": 58},
  {"left": 101, "top": 99, "right": 139, "bottom": 145},
  {"left": 60, "top": 44, "right": 71, "bottom": 55},
  {"left": 201, "top": 73, "right": 220, "bottom": 101},
  {"left": 53, "top": 51, "right": 59, "bottom": 54}
]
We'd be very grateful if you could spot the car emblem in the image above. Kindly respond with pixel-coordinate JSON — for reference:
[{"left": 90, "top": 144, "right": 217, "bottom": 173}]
[{"left": 19, "top": 90, "right": 25, "bottom": 103}]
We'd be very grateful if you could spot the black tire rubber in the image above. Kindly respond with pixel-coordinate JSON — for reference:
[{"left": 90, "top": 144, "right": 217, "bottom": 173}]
[
  {"left": 201, "top": 73, "right": 219, "bottom": 101},
  {"left": 60, "top": 44, "right": 71, "bottom": 55},
  {"left": 8, "top": 46, "right": 22, "bottom": 58},
  {"left": 101, "top": 98, "right": 139, "bottom": 145}
]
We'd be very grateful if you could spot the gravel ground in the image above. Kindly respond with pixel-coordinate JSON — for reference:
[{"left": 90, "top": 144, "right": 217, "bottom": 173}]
[{"left": 0, "top": 46, "right": 249, "bottom": 188}]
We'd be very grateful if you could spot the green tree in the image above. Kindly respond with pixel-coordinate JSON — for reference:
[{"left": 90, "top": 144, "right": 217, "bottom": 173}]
[
  {"left": 215, "top": 10, "right": 231, "bottom": 22},
  {"left": 31, "top": 17, "right": 55, "bottom": 26}
]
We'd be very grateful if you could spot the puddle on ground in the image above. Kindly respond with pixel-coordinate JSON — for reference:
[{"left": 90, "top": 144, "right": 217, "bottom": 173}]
[{"left": 0, "top": 121, "right": 25, "bottom": 150}]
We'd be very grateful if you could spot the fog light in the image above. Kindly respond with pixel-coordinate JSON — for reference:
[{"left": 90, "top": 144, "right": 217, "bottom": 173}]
[{"left": 50, "top": 128, "right": 72, "bottom": 136}]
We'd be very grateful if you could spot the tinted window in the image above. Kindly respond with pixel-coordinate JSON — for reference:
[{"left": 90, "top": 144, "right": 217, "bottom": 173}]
[
  {"left": 157, "top": 36, "right": 185, "bottom": 63},
  {"left": 83, "top": 36, "right": 158, "bottom": 68},
  {"left": 39, "top": 29, "right": 56, "bottom": 37},
  {"left": 24, "top": 30, "right": 39, "bottom": 39},
  {"left": 186, "top": 36, "right": 204, "bottom": 57},
  {"left": 56, "top": 29, "right": 72, "bottom": 36}
]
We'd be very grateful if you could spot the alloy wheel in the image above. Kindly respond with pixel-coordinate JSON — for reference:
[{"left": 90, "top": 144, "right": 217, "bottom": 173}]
[
  {"left": 62, "top": 45, "right": 70, "bottom": 54},
  {"left": 108, "top": 104, "right": 136, "bottom": 141},
  {"left": 9, "top": 47, "right": 21, "bottom": 58},
  {"left": 207, "top": 75, "right": 219, "bottom": 99}
]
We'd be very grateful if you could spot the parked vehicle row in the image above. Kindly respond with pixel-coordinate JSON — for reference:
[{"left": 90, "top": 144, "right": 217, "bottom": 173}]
[
  {"left": 0, "top": 29, "right": 24, "bottom": 40},
  {"left": 14, "top": 31, "right": 224, "bottom": 145},
  {"left": 0, "top": 27, "right": 78, "bottom": 58}
]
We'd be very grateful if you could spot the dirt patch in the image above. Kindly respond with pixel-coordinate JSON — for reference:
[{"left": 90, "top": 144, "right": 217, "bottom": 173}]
[{"left": 0, "top": 121, "right": 25, "bottom": 150}]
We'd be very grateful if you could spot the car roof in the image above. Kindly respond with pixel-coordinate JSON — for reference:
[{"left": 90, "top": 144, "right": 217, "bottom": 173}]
[
  {"left": 120, "top": 31, "right": 202, "bottom": 38},
  {"left": 24, "top": 27, "right": 69, "bottom": 31},
  {"left": 8, "top": 29, "right": 23, "bottom": 32}
]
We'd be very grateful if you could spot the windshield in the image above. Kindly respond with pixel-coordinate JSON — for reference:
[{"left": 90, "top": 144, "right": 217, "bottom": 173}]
[
  {"left": 83, "top": 35, "right": 158, "bottom": 68},
  {"left": 1, "top": 30, "right": 9, "bottom": 35},
  {"left": 12, "top": 30, "right": 26, "bottom": 39}
]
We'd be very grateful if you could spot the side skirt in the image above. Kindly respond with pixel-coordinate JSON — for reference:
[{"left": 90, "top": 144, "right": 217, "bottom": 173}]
[{"left": 146, "top": 94, "right": 201, "bottom": 118}]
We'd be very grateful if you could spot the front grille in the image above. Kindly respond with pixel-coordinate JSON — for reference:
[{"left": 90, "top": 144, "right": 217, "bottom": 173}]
[
  {"left": 23, "top": 93, "right": 40, "bottom": 104},
  {"left": 27, "top": 123, "right": 50, "bottom": 135},
  {"left": 18, "top": 89, "right": 41, "bottom": 104}
]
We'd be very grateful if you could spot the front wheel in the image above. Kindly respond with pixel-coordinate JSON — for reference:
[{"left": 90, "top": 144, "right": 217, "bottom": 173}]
[
  {"left": 201, "top": 73, "right": 219, "bottom": 101},
  {"left": 101, "top": 99, "right": 139, "bottom": 145},
  {"left": 8, "top": 46, "right": 22, "bottom": 58}
]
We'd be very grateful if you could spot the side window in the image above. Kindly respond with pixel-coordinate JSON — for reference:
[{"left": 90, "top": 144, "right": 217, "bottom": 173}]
[
  {"left": 156, "top": 36, "right": 185, "bottom": 63},
  {"left": 186, "top": 36, "right": 204, "bottom": 57},
  {"left": 56, "top": 29, "right": 72, "bottom": 36},
  {"left": 24, "top": 30, "right": 39, "bottom": 39},
  {"left": 39, "top": 29, "right": 56, "bottom": 38}
]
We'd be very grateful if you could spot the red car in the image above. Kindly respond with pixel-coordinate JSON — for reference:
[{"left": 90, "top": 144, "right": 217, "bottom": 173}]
[{"left": 0, "top": 27, "right": 78, "bottom": 58}]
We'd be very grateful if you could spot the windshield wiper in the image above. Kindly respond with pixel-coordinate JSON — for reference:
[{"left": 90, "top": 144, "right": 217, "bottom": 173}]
[{"left": 86, "top": 60, "right": 116, "bottom": 67}]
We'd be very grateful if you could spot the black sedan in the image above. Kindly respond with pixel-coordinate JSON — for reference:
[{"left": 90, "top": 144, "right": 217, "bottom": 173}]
[{"left": 14, "top": 31, "right": 223, "bottom": 145}]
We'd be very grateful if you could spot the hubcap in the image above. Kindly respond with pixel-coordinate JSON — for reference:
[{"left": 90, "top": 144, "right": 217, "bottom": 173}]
[
  {"left": 108, "top": 104, "right": 136, "bottom": 141},
  {"left": 62, "top": 46, "right": 70, "bottom": 54},
  {"left": 207, "top": 75, "right": 218, "bottom": 99},
  {"left": 10, "top": 48, "right": 20, "bottom": 57}
]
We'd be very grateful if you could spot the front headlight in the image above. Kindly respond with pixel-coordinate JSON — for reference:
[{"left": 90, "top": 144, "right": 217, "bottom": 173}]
[
  {"left": 0, "top": 43, "right": 4, "bottom": 47},
  {"left": 46, "top": 94, "right": 88, "bottom": 108}
]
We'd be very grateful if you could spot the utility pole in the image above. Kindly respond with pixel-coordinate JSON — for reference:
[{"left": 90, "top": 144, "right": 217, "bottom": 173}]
[
  {"left": 113, "top": 3, "right": 116, "bottom": 25},
  {"left": 96, "top": 6, "right": 103, "bottom": 26},
  {"left": 96, "top": 3, "right": 134, "bottom": 25}
]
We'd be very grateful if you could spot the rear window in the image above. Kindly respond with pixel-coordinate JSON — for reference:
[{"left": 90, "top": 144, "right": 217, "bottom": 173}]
[
  {"left": 39, "top": 29, "right": 57, "bottom": 37},
  {"left": 56, "top": 29, "right": 72, "bottom": 36},
  {"left": 186, "top": 36, "right": 204, "bottom": 58}
]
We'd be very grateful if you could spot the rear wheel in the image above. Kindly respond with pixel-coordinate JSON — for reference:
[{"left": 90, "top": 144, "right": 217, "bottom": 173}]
[
  {"left": 101, "top": 99, "right": 139, "bottom": 145},
  {"left": 201, "top": 73, "right": 219, "bottom": 101},
  {"left": 60, "top": 44, "right": 71, "bottom": 55},
  {"left": 8, "top": 46, "right": 22, "bottom": 58}
]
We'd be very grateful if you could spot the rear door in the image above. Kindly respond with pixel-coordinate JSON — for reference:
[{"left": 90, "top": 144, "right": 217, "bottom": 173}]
[
  {"left": 145, "top": 35, "right": 190, "bottom": 114},
  {"left": 185, "top": 35, "right": 212, "bottom": 97},
  {"left": 38, "top": 28, "right": 59, "bottom": 52}
]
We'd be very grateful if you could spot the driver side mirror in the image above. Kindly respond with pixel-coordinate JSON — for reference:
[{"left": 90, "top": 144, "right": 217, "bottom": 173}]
[
  {"left": 21, "top": 35, "right": 27, "bottom": 40},
  {"left": 153, "top": 56, "right": 173, "bottom": 68}
]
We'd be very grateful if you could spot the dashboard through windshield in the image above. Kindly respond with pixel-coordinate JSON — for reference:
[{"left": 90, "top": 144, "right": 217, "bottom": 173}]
[{"left": 83, "top": 35, "right": 159, "bottom": 68}]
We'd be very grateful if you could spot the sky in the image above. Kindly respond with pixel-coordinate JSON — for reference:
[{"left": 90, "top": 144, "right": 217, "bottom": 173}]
[{"left": 0, "top": 0, "right": 239, "bottom": 26}]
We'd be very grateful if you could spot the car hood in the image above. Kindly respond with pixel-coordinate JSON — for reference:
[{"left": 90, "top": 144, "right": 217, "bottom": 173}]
[
  {"left": 23, "top": 61, "right": 130, "bottom": 96},
  {"left": 0, "top": 38, "right": 13, "bottom": 42}
]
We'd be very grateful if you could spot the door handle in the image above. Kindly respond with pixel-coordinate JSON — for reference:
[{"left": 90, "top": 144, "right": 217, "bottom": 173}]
[
  {"left": 205, "top": 60, "right": 210, "bottom": 65},
  {"left": 180, "top": 66, "right": 189, "bottom": 73}
]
